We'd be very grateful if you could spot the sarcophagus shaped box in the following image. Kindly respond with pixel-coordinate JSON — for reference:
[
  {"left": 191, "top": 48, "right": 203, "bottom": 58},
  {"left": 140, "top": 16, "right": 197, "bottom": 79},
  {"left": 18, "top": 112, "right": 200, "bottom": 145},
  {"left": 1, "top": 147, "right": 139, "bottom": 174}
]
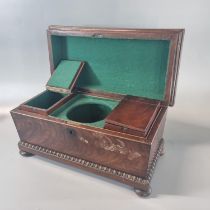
[{"left": 11, "top": 26, "right": 184, "bottom": 197}]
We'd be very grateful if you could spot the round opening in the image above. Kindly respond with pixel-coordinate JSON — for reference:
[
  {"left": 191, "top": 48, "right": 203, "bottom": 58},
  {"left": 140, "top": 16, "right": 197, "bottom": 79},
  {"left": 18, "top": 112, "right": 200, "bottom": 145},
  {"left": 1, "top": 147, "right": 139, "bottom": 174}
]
[{"left": 67, "top": 103, "right": 112, "bottom": 123}]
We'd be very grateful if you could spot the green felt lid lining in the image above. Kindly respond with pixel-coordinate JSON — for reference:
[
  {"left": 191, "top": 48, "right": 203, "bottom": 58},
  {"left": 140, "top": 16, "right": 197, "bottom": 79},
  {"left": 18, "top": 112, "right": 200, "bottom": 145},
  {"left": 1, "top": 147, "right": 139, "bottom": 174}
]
[
  {"left": 46, "top": 60, "right": 84, "bottom": 93},
  {"left": 50, "top": 35, "right": 170, "bottom": 100}
]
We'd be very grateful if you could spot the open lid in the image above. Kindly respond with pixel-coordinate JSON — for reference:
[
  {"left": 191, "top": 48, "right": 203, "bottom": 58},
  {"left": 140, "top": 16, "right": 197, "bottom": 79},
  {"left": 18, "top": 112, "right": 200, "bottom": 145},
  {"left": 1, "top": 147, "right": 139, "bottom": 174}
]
[
  {"left": 47, "top": 26, "right": 184, "bottom": 106},
  {"left": 46, "top": 60, "right": 85, "bottom": 93}
]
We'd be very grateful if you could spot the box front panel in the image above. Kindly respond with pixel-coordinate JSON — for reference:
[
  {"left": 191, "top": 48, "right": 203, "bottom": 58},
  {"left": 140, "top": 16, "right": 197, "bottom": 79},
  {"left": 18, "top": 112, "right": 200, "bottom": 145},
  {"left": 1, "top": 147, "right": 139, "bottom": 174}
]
[{"left": 12, "top": 111, "right": 150, "bottom": 177}]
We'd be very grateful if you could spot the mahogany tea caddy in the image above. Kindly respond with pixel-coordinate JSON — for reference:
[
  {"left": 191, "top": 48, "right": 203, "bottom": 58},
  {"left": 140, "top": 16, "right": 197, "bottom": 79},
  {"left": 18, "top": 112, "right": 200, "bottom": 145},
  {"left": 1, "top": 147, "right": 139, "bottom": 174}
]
[{"left": 11, "top": 26, "right": 184, "bottom": 197}]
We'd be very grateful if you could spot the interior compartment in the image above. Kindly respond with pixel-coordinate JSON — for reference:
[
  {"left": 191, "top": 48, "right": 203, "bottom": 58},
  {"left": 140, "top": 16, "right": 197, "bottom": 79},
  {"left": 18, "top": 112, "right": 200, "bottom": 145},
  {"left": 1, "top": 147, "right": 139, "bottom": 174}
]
[
  {"left": 50, "top": 94, "right": 119, "bottom": 128},
  {"left": 104, "top": 96, "right": 161, "bottom": 137},
  {"left": 67, "top": 103, "right": 112, "bottom": 123},
  {"left": 25, "top": 90, "right": 66, "bottom": 109}
]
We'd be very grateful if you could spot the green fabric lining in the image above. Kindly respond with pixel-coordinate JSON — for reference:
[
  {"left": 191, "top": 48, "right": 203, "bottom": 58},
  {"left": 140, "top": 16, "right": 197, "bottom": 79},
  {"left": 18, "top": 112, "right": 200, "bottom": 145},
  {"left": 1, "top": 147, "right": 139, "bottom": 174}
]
[
  {"left": 26, "top": 90, "right": 66, "bottom": 109},
  {"left": 51, "top": 36, "right": 170, "bottom": 100},
  {"left": 47, "top": 60, "right": 82, "bottom": 89},
  {"left": 50, "top": 94, "right": 119, "bottom": 128}
]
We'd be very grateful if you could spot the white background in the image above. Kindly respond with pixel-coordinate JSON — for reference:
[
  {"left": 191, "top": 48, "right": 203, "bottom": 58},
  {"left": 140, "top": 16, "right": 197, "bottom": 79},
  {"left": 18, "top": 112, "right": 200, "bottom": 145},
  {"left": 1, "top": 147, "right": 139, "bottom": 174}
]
[{"left": 0, "top": 0, "right": 210, "bottom": 209}]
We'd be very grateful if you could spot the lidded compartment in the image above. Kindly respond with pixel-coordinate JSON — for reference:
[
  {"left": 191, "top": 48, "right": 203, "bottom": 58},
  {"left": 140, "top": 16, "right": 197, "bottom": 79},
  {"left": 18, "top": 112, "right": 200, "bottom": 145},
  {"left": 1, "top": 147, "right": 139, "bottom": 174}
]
[
  {"left": 20, "top": 90, "right": 70, "bottom": 115},
  {"left": 104, "top": 96, "right": 161, "bottom": 137},
  {"left": 25, "top": 90, "right": 64, "bottom": 109},
  {"left": 20, "top": 60, "right": 85, "bottom": 115}
]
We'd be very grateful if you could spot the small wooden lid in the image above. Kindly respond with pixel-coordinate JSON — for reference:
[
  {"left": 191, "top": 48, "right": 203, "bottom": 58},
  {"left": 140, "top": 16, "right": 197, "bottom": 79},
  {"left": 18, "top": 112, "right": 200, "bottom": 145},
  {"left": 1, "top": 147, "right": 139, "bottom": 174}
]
[
  {"left": 46, "top": 60, "right": 85, "bottom": 94},
  {"left": 105, "top": 96, "right": 160, "bottom": 136}
]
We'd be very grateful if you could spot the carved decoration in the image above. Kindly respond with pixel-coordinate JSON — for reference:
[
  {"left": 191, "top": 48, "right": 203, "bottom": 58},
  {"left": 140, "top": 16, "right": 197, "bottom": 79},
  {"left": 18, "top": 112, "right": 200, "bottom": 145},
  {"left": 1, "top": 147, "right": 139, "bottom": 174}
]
[
  {"left": 79, "top": 136, "right": 89, "bottom": 144},
  {"left": 18, "top": 139, "right": 163, "bottom": 185},
  {"left": 92, "top": 133, "right": 142, "bottom": 160}
]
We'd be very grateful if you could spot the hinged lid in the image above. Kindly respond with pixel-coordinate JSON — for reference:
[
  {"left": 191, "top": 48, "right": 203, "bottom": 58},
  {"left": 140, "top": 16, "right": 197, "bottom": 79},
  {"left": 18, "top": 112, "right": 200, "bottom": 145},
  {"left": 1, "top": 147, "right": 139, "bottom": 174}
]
[
  {"left": 46, "top": 60, "right": 85, "bottom": 93},
  {"left": 47, "top": 26, "right": 184, "bottom": 106},
  {"left": 105, "top": 96, "right": 160, "bottom": 137}
]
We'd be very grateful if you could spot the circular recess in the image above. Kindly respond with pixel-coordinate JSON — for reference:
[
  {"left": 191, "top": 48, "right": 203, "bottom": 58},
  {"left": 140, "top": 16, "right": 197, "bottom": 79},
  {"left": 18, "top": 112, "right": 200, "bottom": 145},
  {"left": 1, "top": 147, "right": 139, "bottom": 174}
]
[{"left": 67, "top": 103, "right": 112, "bottom": 123}]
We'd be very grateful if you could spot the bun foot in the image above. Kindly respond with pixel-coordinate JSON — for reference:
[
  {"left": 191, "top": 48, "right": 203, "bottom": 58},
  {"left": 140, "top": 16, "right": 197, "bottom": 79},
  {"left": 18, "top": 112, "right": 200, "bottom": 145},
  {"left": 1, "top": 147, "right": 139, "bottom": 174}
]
[
  {"left": 19, "top": 150, "right": 34, "bottom": 157},
  {"left": 134, "top": 186, "right": 152, "bottom": 197}
]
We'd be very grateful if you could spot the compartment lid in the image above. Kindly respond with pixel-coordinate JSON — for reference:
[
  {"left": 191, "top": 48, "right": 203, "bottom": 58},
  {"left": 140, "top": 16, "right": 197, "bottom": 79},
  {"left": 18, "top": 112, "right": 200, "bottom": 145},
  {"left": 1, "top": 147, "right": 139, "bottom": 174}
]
[
  {"left": 47, "top": 26, "right": 184, "bottom": 106},
  {"left": 46, "top": 60, "right": 85, "bottom": 93},
  {"left": 105, "top": 96, "right": 160, "bottom": 137}
]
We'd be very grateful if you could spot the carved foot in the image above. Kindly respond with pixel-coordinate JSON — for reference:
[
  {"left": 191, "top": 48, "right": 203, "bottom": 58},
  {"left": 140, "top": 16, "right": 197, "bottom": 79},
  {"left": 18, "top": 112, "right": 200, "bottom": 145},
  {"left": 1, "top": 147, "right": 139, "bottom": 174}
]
[
  {"left": 19, "top": 150, "right": 34, "bottom": 157},
  {"left": 134, "top": 186, "right": 152, "bottom": 197}
]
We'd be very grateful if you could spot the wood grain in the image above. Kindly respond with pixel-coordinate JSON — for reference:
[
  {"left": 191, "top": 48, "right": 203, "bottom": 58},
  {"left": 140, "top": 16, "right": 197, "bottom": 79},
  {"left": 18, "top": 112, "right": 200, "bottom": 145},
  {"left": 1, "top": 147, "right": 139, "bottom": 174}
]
[{"left": 11, "top": 110, "right": 152, "bottom": 177}]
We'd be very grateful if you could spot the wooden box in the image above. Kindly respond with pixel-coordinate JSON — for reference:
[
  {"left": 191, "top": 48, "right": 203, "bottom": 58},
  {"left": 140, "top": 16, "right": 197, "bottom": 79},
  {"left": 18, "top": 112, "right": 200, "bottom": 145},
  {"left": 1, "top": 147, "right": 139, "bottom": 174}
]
[{"left": 10, "top": 26, "right": 184, "bottom": 197}]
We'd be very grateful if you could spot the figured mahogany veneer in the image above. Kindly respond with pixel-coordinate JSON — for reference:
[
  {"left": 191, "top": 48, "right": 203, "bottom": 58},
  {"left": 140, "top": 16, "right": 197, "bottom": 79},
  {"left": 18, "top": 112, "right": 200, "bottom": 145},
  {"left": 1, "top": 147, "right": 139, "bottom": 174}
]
[
  {"left": 105, "top": 96, "right": 161, "bottom": 137},
  {"left": 11, "top": 94, "right": 167, "bottom": 196}
]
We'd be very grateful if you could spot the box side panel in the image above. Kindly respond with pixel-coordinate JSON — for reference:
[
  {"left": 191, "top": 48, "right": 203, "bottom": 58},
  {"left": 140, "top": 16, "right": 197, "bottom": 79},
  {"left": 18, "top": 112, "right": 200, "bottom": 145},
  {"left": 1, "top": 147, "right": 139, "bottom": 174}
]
[
  {"left": 11, "top": 111, "right": 150, "bottom": 178},
  {"left": 148, "top": 108, "right": 167, "bottom": 169}
]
